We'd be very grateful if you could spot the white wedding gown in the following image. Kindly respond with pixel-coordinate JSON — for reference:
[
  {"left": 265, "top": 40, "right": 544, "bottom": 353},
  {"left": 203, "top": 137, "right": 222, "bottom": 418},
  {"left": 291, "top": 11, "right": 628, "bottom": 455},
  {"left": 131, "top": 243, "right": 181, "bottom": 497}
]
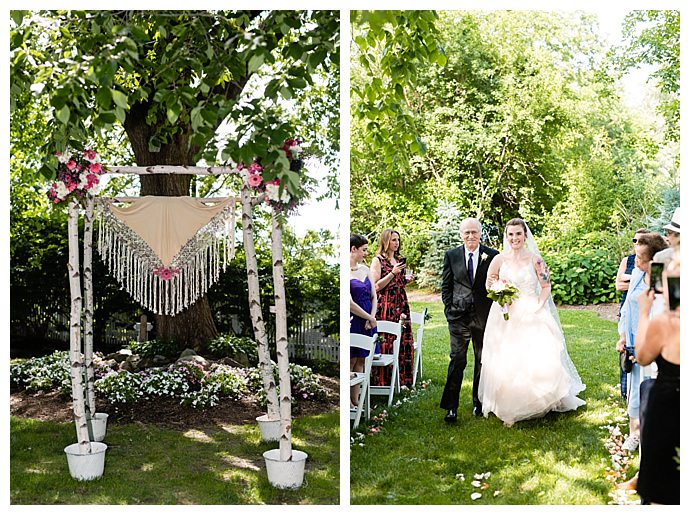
[{"left": 479, "top": 260, "right": 585, "bottom": 426}]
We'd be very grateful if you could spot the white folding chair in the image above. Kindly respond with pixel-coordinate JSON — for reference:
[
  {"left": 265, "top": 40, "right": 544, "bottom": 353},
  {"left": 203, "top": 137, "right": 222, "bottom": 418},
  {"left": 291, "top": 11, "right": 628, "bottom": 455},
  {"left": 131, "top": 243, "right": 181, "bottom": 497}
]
[
  {"left": 410, "top": 308, "right": 427, "bottom": 387},
  {"left": 370, "top": 319, "right": 402, "bottom": 406},
  {"left": 350, "top": 333, "right": 377, "bottom": 429}
]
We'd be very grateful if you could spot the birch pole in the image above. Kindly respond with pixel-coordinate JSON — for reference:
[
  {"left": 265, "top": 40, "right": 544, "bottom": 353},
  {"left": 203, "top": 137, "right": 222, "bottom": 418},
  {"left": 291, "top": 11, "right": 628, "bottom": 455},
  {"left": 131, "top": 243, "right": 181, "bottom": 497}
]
[
  {"left": 67, "top": 199, "right": 90, "bottom": 452},
  {"left": 271, "top": 212, "right": 292, "bottom": 460},
  {"left": 83, "top": 195, "right": 96, "bottom": 423},
  {"left": 241, "top": 185, "right": 280, "bottom": 419}
]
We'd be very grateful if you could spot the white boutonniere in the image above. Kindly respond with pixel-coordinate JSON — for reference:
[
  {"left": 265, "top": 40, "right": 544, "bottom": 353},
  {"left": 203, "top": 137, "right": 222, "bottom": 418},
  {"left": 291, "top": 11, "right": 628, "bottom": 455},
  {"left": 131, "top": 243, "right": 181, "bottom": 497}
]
[{"left": 480, "top": 252, "right": 488, "bottom": 262}]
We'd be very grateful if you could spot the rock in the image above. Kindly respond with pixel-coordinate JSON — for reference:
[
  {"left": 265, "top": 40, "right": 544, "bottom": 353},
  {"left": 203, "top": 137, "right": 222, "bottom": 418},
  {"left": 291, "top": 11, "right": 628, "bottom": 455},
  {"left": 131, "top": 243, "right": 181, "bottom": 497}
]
[
  {"left": 175, "top": 353, "right": 209, "bottom": 368},
  {"left": 218, "top": 356, "right": 246, "bottom": 368},
  {"left": 119, "top": 354, "right": 141, "bottom": 371},
  {"left": 179, "top": 348, "right": 197, "bottom": 358},
  {"left": 104, "top": 349, "right": 133, "bottom": 362},
  {"left": 152, "top": 355, "right": 170, "bottom": 366}
]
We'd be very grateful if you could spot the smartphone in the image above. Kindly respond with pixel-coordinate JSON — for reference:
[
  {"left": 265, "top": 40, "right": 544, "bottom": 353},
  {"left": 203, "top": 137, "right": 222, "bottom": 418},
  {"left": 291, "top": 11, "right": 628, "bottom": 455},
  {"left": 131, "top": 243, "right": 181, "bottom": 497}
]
[
  {"left": 666, "top": 276, "right": 680, "bottom": 311},
  {"left": 399, "top": 257, "right": 407, "bottom": 267},
  {"left": 650, "top": 262, "right": 664, "bottom": 293}
]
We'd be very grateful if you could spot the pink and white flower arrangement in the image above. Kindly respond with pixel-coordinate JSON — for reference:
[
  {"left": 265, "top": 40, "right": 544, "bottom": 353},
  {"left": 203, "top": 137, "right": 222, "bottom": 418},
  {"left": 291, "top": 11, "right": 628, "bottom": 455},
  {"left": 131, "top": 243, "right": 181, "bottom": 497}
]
[
  {"left": 239, "top": 137, "right": 306, "bottom": 212},
  {"left": 47, "top": 148, "right": 106, "bottom": 204}
]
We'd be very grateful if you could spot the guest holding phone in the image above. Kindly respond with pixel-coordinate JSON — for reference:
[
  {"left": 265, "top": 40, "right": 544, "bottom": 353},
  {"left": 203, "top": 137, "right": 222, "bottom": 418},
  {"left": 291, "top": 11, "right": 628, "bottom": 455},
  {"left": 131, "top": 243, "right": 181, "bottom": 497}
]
[
  {"left": 615, "top": 233, "right": 667, "bottom": 454},
  {"left": 370, "top": 229, "right": 415, "bottom": 388},
  {"left": 633, "top": 254, "right": 680, "bottom": 505}
]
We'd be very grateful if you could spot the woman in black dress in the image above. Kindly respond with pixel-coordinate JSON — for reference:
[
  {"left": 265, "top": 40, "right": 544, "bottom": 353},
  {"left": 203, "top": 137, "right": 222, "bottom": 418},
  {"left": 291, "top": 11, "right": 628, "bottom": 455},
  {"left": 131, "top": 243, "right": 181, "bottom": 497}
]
[{"left": 634, "top": 255, "right": 680, "bottom": 504}]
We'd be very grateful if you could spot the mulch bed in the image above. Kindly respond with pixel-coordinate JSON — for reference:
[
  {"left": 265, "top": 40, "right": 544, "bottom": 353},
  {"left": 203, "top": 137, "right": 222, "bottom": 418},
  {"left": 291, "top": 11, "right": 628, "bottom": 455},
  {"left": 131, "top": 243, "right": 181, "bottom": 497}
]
[{"left": 10, "top": 375, "right": 339, "bottom": 430}]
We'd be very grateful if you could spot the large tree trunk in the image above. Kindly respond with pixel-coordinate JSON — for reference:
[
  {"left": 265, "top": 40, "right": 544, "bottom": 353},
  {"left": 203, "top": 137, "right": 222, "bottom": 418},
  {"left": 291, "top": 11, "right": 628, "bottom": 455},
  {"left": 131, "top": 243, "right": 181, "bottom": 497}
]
[{"left": 123, "top": 107, "right": 217, "bottom": 349}]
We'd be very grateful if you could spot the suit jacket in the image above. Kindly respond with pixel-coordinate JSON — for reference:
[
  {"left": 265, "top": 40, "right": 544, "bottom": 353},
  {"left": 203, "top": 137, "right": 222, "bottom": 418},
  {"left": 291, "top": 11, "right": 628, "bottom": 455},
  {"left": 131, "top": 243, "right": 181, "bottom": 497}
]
[{"left": 441, "top": 243, "right": 499, "bottom": 323}]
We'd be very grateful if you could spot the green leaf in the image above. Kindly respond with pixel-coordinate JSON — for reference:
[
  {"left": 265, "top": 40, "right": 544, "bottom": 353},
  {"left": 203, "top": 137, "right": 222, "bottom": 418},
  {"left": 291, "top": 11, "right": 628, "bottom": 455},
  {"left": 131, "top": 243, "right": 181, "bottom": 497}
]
[
  {"left": 110, "top": 89, "right": 129, "bottom": 109},
  {"left": 56, "top": 105, "right": 70, "bottom": 125},
  {"left": 247, "top": 53, "right": 265, "bottom": 74},
  {"left": 191, "top": 106, "right": 204, "bottom": 131},
  {"left": 96, "top": 87, "right": 111, "bottom": 108}
]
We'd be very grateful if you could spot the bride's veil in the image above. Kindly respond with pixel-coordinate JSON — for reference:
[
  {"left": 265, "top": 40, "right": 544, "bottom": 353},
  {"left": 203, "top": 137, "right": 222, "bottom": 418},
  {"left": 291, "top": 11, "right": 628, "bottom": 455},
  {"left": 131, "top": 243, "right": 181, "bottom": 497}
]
[{"left": 502, "top": 222, "right": 586, "bottom": 392}]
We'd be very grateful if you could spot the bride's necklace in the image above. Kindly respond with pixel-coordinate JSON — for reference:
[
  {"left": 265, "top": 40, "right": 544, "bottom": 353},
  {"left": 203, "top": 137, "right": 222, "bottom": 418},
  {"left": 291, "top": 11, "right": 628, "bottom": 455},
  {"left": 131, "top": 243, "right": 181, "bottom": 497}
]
[{"left": 350, "top": 263, "right": 359, "bottom": 271}]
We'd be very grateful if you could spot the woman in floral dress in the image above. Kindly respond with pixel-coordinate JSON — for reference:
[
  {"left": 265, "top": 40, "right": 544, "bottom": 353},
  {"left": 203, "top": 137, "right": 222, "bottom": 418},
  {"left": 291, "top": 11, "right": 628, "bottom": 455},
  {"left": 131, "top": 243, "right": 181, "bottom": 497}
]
[{"left": 370, "top": 229, "right": 415, "bottom": 388}]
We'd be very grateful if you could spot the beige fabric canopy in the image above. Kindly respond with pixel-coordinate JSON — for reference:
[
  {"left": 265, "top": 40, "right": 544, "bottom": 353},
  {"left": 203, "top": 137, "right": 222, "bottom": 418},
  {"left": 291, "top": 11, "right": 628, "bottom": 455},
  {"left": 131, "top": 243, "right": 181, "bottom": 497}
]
[
  {"left": 107, "top": 196, "right": 233, "bottom": 266},
  {"left": 97, "top": 196, "right": 236, "bottom": 316}
]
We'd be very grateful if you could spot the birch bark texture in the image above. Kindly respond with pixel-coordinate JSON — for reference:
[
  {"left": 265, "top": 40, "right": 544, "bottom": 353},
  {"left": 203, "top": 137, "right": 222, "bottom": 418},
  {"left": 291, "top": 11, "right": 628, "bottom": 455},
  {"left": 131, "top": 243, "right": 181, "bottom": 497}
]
[
  {"left": 271, "top": 212, "right": 293, "bottom": 460},
  {"left": 241, "top": 184, "right": 280, "bottom": 420},
  {"left": 67, "top": 199, "right": 91, "bottom": 452}
]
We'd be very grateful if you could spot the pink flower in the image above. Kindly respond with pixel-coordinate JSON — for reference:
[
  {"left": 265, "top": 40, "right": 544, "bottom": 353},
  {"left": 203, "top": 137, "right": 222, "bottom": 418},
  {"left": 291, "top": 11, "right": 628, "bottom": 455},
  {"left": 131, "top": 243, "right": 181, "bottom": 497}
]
[
  {"left": 83, "top": 149, "right": 97, "bottom": 161},
  {"left": 89, "top": 162, "right": 103, "bottom": 174},
  {"left": 268, "top": 178, "right": 280, "bottom": 186},
  {"left": 249, "top": 161, "right": 263, "bottom": 174},
  {"left": 65, "top": 159, "right": 77, "bottom": 171},
  {"left": 160, "top": 268, "right": 173, "bottom": 281},
  {"left": 248, "top": 174, "right": 263, "bottom": 188}
]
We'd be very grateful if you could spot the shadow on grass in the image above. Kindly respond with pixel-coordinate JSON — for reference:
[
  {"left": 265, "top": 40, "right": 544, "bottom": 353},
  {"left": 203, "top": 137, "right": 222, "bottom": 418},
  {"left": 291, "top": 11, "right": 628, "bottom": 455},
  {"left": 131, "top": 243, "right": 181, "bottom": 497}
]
[{"left": 11, "top": 411, "right": 339, "bottom": 505}]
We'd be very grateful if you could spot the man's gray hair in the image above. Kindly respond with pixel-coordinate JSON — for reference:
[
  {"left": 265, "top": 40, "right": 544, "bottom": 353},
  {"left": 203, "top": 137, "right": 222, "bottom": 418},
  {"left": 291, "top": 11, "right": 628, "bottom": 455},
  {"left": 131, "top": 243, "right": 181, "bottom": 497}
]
[{"left": 460, "top": 217, "right": 482, "bottom": 232}]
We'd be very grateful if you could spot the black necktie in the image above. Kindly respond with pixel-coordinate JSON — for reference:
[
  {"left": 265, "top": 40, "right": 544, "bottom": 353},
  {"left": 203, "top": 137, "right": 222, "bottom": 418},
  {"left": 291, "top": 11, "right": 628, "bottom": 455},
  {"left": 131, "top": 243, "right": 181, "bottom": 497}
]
[{"left": 468, "top": 252, "right": 474, "bottom": 286}]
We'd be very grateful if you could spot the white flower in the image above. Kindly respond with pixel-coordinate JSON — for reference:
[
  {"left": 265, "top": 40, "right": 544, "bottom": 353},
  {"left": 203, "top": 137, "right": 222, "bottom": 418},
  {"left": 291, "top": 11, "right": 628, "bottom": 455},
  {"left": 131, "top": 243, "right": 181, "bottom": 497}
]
[
  {"left": 470, "top": 493, "right": 482, "bottom": 500},
  {"left": 288, "top": 143, "right": 302, "bottom": 155},
  {"left": 265, "top": 183, "right": 291, "bottom": 203},
  {"left": 481, "top": 252, "right": 488, "bottom": 261},
  {"left": 55, "top": 182, "right": 70, "bottom": 199},
  {"left": 471, "top": 480, "right": 482, "bottom": 487}
]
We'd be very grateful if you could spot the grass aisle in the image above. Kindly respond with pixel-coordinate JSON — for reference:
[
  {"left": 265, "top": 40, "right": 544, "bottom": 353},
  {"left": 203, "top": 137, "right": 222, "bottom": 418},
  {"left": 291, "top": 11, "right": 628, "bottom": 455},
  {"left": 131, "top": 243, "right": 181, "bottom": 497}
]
[
  {"left": 11, "top": 412, "right": 339, "bottom": 504},
  {"left": 350, "top": 300, "right": 627, "bottom": 505}
]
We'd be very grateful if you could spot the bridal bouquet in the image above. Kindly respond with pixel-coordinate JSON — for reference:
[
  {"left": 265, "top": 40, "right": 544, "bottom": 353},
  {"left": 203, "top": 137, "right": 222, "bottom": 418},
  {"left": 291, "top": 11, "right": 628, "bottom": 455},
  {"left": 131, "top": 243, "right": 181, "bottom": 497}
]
[{"left": 487, "top": 279, "right": 520, "bottom": 320}]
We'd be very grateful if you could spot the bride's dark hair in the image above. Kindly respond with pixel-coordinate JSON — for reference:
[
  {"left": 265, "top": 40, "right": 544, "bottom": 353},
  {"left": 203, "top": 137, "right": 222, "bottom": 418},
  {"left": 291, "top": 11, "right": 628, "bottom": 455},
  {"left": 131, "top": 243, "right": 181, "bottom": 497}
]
[{"left": 505, "top": 218, "right": 528, "bottom": 234}]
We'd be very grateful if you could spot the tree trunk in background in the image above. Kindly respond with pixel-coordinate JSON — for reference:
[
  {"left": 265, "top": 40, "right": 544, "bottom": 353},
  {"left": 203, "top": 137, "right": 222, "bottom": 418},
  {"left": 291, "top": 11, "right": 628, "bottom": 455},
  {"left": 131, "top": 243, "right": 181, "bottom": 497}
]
[{"left": 123, "top": 106, "right": 218, "bottom": 350}]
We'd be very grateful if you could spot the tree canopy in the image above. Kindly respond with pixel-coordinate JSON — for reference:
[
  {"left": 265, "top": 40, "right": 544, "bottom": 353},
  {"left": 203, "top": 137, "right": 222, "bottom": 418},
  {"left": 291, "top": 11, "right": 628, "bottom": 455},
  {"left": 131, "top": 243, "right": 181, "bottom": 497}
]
[
  {"left": 350, "top": 10, "right": 678, "bottom": 292},
  {"left": 10, "top": 10, "right": 340, "bottom": 347}
]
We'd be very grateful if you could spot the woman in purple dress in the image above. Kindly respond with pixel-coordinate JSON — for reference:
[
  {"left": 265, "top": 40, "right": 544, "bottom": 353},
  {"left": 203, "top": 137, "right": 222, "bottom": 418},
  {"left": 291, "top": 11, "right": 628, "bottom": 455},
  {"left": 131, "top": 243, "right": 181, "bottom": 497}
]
[{"left": 350, "top": 234, "right": 378, "bottom": 408}]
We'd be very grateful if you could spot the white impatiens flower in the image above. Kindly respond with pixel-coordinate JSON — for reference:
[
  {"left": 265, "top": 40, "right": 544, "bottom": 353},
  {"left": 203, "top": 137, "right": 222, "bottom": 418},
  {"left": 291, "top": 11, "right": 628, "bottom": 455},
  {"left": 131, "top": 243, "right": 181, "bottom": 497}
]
[
  {"left": 471, "top": 480, "right": 482, "bottom": 488},
  {"left": 470, "top": 493, "right": 482, "bottom": 500}
]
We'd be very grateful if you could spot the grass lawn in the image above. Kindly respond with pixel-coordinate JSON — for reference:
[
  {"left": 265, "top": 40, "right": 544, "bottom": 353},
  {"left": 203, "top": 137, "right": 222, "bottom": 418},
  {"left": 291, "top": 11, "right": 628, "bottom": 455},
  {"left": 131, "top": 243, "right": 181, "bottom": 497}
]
[
  {"left": 11, "top": 411, "right": 339, "bottom": 504},
  {"left": 350, "top": 299, "right": 632, "bottom": 505}
]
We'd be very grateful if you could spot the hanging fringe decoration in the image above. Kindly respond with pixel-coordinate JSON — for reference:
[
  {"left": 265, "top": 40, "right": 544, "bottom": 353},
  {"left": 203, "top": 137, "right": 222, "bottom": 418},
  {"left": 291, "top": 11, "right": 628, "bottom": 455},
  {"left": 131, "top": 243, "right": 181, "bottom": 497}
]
[{"left": 96, "top": 196, "right": 237, "bottom": 316}]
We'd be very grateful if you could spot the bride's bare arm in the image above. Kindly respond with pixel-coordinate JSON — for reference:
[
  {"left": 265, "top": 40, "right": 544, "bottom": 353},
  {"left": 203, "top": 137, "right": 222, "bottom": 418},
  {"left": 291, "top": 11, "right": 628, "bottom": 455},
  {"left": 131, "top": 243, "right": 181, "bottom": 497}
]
[{"left": 486, "top": 255, "right": 502, "bottom": 289}]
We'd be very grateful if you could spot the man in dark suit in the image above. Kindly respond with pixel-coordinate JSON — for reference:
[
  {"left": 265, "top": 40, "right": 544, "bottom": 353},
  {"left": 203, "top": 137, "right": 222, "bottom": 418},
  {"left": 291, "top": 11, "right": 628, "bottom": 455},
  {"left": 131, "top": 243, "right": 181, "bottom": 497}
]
[{"left": 440, "top": 218, "right": 499, "bottom": 422}]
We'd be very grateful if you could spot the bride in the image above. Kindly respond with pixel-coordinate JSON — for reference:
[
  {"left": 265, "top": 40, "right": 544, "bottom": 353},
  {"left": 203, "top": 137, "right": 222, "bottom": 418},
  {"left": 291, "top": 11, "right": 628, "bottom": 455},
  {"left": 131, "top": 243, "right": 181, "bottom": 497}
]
[{"left": 478, "top": 218, "right": 585, "bottom": 426}]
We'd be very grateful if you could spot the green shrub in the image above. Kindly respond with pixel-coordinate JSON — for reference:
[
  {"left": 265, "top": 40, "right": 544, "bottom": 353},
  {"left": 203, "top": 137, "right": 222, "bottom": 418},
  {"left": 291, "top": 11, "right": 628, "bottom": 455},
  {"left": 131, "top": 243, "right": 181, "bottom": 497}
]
[
  {"left": 543, "top": 247, "right": 618, "bottom": 305},
  {"left": 208, "top": 334, "right": 259, "bottom": 364},
  {"left": 125, "top": 339, "right": 182, "bottom": 358}
]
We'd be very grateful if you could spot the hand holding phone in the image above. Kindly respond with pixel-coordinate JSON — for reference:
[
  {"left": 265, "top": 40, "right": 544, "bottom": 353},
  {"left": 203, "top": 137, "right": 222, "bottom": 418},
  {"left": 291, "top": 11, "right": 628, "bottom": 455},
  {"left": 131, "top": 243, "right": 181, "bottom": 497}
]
[{"left": 650, "top": 262, "right": 664, "bottom": 293}]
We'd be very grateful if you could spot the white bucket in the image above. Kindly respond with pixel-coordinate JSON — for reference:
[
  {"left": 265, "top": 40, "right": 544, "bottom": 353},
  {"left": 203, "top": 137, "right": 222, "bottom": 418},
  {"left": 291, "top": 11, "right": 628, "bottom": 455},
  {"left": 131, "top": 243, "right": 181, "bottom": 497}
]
[
  {"left": 64, "top": 442, "right": 108, "bottom": 481},
  {"left": 263, "top": 449, "right": 308, "bottom": 489},
  {"left": 256, "top": 414, "right": 281, "bottom": 442},
  {"left": 90, "top": 413, "right": 109, "bottom": 442}
]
